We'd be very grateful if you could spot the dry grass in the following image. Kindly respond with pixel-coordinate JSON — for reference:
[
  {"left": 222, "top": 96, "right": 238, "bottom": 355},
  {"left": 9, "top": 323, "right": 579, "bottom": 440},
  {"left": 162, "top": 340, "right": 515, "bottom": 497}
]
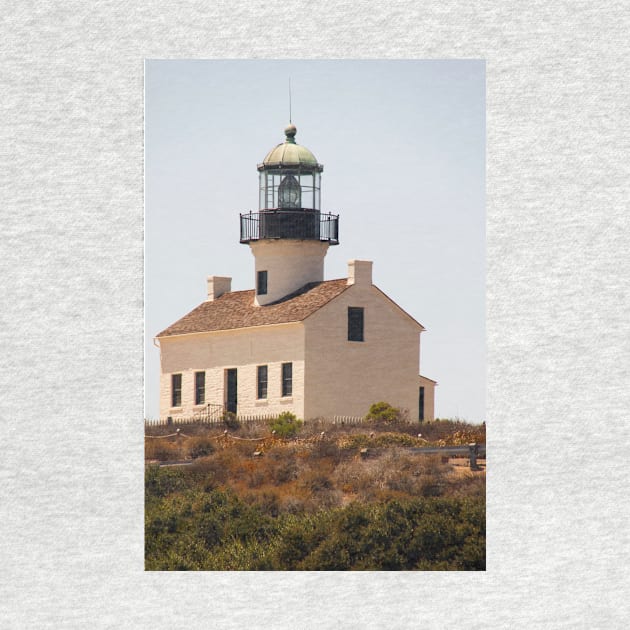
[
  {"left": 144, "top": 417, "right": 485, "bottom": 445},
  {"left": 145, "top": 435, "right": 218, "bottom": 461},
  {"left": 145, "top": 420, "right": 485, "bottom": 511},
  {"left": 145, "top": 438, "right": 182, "bottom": 462}
]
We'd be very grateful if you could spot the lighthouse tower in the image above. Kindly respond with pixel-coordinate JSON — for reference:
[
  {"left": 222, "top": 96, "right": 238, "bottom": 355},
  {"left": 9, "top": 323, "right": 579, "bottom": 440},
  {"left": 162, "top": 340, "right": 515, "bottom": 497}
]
[{"left": 240, "top": 124, "right": 339, "bottom": 306}]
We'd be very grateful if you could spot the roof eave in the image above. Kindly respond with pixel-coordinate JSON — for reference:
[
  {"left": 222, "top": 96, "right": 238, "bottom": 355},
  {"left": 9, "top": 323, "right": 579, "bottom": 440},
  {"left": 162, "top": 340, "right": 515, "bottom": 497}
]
[
  {"left": 370, "top": 285, "right": 426, "bottom": 331},
  {"left": 156, "top": 319, "right": 305, "bottom": 340}
]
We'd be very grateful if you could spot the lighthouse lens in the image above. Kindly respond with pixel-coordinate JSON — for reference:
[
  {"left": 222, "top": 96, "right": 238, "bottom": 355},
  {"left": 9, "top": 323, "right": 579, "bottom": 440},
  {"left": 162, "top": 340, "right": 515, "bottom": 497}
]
[{"left": 278, "top": 174, "right": 301, "bottom": 208}]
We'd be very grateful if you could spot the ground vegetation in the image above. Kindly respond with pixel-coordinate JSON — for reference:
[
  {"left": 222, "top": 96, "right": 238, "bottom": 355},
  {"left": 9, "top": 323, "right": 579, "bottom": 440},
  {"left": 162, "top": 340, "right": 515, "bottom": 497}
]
[{"left": 145, "top": 415, "right": 485, "bottom": 570}]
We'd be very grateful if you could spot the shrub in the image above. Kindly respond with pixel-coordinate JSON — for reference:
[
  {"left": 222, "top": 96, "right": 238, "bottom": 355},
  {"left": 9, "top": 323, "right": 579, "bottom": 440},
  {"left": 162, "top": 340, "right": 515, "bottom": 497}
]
[
  {"left": 309, "top": 439, "right": 343, "bottom": 463},
  {"left": 412, "top": 419, "right": 486, "bottom": 444},
  {"left": 270, "top": 457, "right": 298, "bottom": 485},
  {"left": 187, "top": 437, "right": 215, "bottom": 459},
  {"left": 145, "top": 465, "right": 188, "bottom": 500},
  {"left": 338, "top": 432, "right": 418, "bottom": 450},
  {"left": 300, "top": 470, "right": 334, "bottom": 493},
  {"left": 189, "top": 451, "right": 232, "bottom": 484},
  {"left": 145, "top": 439, "right": 182, "bottom": 462},
  {"left": 223, "top": 411, "right": 240, "bottom": 430},
  {"left": 145, "top": 420, "right": 485, "bottom": 570},
  {"left": 365, "top": 401, "right": 401, "bottom": 424},
  {"left": 338, "top": 434, "right": 370, "bottom": 450},
  {"left": 269, "top": 411, "right": 303, "bottom": 439}
]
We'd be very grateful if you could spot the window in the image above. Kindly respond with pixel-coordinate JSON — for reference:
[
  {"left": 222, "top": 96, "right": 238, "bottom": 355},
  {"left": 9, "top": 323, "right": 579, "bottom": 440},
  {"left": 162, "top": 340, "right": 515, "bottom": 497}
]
[
  {"left": 195, "top": 371, "right": 205, "bottom": 405},
  {"left": 281, "top": 362, "right": 293, "bottom": 397},
  {"left": 419, "top": 386, "right": 425, "bottom": 421},
  {"left": 348, "top": 307, "right": 364, "bottom": 342},
  {"left": 171, "top": 373, "right": 182, "bottom": 407},
  {"left": 257, "top": 365, "right": 268, "bottom": 399},
  {"left": 257, "top": 270, "right": 268, "bottom": 295},
  {"left": 226, "top": 368, "right": 237, "bottom": 414}
]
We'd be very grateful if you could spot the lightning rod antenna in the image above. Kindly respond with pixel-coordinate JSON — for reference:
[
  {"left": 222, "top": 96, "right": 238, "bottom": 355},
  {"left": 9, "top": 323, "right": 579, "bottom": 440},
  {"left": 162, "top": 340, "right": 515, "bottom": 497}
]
[{"left": 289, "top": 77, "right": 292, "bottom": 124}]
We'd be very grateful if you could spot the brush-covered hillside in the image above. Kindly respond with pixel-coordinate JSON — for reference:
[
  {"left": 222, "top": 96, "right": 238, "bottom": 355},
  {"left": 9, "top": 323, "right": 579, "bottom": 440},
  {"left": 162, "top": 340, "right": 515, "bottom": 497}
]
[{"left": 145, "top": 413, "right": 485, "bottom": 571}]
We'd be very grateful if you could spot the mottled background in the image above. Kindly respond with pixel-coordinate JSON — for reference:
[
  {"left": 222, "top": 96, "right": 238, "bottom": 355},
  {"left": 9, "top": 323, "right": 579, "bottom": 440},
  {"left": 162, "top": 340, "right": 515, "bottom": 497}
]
[{"left": 1, "top": 2, "right": 628, "bottom": 628}]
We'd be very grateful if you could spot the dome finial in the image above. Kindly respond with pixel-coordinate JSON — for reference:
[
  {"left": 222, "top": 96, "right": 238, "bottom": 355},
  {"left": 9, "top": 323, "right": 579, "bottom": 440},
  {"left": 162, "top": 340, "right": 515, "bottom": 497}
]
[{"left": 284, "top": 123, "right": 297, "bottom": 143}]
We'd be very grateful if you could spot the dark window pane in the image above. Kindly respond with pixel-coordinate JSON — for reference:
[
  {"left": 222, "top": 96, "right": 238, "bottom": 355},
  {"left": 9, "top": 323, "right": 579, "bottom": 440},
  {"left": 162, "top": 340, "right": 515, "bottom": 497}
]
[
  {"left": 419, "top": 386, "right": 425, "bottom": 421},
  {"left": 171, "top": 373, "right": 182, "bottom": 407},
  {"left": 195, "top": 371, "right": 205, "bottom": 405},
  {"left": 226, "top": 369, "right": 237, "bottom": 414},
  {"left": 257, "top": 365, "right": 268, "bottom": 399},
  {"left": 348, "top": 307, "right": 364, "bottom": 342},
  {"left": 257, "top": 270, "right": 268, "bottom": 295},
  {"left": 282, "top": 362, "right": 292, "bottom": 397}
]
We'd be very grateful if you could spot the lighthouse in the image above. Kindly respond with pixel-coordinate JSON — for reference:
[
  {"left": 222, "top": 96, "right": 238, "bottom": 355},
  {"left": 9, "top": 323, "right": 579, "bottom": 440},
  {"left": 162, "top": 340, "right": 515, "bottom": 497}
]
[
  {"left": 240, "top": 124, "right": 339, "bottom": 306},
  {"left": 156, "top": 122, "right": 435, "bottom": 423}
]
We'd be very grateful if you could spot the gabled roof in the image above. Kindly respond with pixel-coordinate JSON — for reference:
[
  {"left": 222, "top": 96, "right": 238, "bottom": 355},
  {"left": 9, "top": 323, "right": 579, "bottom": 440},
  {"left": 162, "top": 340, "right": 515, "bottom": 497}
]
[
  {"left": 156, "top": 278, "right": 349, "bottom": 338},
  {"left": 372, "top": 285, "right": 426, "bottom": 331},
  {"left": 418, "top": 374, "right": 438, "bottom": 384}
]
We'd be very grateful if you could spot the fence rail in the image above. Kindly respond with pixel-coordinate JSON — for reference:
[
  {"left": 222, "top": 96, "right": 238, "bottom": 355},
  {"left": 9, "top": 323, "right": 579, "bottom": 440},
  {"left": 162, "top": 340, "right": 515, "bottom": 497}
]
[
  {"left": 145, "top": 413, "right": 277, "bottom": 427},
  {"left": 240, "top": 210, "right": 339, "bottom": 244},
  {"left": 145, "top": 414, "right": 411, "bottom": 428}
]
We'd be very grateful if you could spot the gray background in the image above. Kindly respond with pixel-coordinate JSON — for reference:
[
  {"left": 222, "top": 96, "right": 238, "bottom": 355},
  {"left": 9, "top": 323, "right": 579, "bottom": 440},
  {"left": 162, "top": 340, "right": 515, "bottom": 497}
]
[{"left": 1, "top": 2, "right": 628, "bottom": 628}]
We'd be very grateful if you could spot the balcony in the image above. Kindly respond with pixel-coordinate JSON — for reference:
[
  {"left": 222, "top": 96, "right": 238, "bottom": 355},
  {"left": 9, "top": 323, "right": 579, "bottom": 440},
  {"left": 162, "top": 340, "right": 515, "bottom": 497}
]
[{"left": 240, "top": 210, "right": 339, "bottom": 245}]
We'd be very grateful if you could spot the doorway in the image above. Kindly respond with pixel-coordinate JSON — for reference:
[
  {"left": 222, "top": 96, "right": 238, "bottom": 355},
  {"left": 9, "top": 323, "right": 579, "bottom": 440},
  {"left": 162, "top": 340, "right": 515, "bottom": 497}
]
[{"left": 226, "top": 368, "right": 237, "bottom": 414}]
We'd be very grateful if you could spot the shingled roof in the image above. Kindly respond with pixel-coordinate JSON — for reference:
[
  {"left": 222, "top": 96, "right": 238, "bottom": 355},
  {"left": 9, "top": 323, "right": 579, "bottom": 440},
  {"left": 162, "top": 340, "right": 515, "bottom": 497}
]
[{"left": 156, "top": 278, "right": 350, "bottom": 338}]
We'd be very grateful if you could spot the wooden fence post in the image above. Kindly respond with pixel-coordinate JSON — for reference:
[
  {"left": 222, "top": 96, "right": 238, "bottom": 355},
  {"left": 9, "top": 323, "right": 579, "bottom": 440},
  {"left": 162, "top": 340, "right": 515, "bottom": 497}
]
[{"left": 468, "top": 442, "right": 479, "bottom": 470}]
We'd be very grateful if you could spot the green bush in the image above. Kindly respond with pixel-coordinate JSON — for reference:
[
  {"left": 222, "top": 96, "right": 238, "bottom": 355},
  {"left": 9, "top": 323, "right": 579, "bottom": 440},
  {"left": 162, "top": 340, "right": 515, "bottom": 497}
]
[
  {"left": 145, "top": 421, "right": 485, "bottom": 571},
  {"left": 145, "top": 465, "right": 188, "bottom": 500},
  {"left": 374, "top": 433, "right": 417, "bottom": 447},
  {"left": 340, "top": 432, "right": 418, "bottom": 450},
  {"left": 145, "top": 474, "right": 485, "bottom": 570},
  {"left": 365, "top": 401, "right": 401, "bottom": 424},
  {"left": 268, "top": 411, "right": 303, "bottom": 439}
]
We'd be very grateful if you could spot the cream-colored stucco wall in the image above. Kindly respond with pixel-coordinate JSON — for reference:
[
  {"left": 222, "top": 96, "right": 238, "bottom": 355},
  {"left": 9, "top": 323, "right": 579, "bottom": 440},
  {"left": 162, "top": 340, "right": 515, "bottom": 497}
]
[
  {"left": 249, "top": 239, "right": 328, "bottom": 305},
  {"left": 158, "top": 323, "right": 305, "bottom": 418},
  {"left": 418, "top": 375, "right": 436, "bottom": 422},
  {"left": 303, "top": 283, "right": 423, "bottom": 420}
]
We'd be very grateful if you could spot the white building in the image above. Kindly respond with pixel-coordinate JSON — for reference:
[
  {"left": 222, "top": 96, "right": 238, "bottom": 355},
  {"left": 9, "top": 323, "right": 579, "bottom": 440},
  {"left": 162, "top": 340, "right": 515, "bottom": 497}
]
[{"left": 156, "top": 124, "right": 436, "bottom": 422}]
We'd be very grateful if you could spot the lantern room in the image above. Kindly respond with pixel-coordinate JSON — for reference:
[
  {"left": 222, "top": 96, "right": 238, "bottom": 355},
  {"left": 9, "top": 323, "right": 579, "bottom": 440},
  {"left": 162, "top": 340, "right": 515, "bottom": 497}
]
[
  {"left": 258, "top": 124, "right": 323, "bottom": 211},
  {"left": 240, "top": 124, "right": 339, "bottom": 245}
]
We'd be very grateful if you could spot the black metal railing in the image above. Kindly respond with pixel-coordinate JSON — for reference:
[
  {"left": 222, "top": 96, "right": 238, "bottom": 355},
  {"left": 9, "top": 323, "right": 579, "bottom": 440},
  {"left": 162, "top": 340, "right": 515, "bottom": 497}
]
[{"left": 240, "top": 210, "right": 339, "bottom": 245}]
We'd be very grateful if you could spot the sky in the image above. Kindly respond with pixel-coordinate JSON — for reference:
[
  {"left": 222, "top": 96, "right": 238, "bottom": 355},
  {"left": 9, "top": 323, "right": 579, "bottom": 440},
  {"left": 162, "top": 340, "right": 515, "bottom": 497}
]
[{"left": 145, "top": 60, "right": 485, "bottom": 422}]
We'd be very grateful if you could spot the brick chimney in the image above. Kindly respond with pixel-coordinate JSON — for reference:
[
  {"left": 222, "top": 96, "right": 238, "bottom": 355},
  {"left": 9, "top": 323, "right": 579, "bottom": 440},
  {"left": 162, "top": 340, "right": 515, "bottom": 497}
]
[
  {"left": 206, "top": 276, "right": 232, "bottom": 301},
  {"left": 347, "top": 260, "right": 373, "bottom": 286}
]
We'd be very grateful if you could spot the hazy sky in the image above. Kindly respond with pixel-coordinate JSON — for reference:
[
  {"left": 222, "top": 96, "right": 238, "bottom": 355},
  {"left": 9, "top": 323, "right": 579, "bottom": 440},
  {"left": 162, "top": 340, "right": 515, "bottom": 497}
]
[{"left": 145, "top": 59, "right": 485, "bottom": 422}]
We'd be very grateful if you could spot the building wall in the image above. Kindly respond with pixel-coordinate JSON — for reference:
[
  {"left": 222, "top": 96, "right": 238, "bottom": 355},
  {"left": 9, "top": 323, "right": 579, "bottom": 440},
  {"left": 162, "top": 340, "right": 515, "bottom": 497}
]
[
  {"left": 418, "top": 375, "right": 436, "bottom": 422},
  {"left": 158, "top": 323, "right": 305, "bottom": 419},
  {"left": 303, "top": 283, "right": 423, "bottom": 420},
  {"left": 249, "top": 239, "right": 328, "bottom": 305}
]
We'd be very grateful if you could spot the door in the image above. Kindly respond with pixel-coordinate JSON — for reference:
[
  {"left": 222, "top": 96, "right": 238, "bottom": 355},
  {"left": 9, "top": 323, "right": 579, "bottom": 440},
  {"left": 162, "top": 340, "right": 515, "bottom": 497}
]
[{"left": 226, "top": 368, "right": 237, "bottom": 414}]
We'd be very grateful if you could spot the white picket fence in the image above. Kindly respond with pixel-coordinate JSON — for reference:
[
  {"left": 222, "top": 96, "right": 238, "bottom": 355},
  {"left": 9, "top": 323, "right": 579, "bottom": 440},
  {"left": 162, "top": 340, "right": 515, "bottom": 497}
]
[
  {"left": 331, "top": 415, "right": 365, "bottom": 425},
  {"left": 145, "top": 413, "right": 367, "bottom": 428},
  {"left": 144, "top": 413, "right": 277, "bottom": 427},
  {"left": 232, "top": 413, "right": 277, "bottom": 423}
]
